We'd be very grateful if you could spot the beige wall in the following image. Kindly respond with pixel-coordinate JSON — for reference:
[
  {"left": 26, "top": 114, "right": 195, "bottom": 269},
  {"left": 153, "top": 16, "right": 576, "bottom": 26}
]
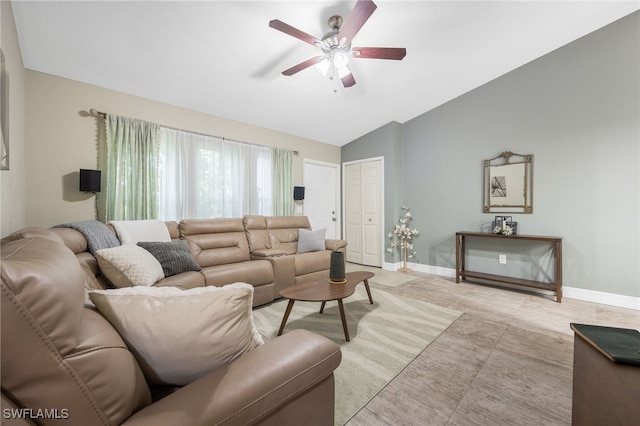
[
  {"left": 21, "top": 70, "right": 340, "bottom": 230},
  {"left": 0, "top": 2, "right": 26, "bottom": 238}
]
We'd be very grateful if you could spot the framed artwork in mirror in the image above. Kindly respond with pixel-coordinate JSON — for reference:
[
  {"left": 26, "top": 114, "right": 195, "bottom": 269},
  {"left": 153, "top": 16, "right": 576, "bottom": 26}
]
[{"left": 483, "top": 151, "right": 533, "bottom": 213}]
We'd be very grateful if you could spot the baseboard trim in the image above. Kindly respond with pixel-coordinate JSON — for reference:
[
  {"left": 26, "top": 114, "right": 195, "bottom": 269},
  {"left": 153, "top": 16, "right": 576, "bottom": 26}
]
[
  {"left": 382, "top": 262, "right": 639, "bottom": 311},
  {"left": 383, "top": 262, "right": 456, "bottom": 278},
  {"left": 562, "top": 286, "right": 640, "bottom": 311}
]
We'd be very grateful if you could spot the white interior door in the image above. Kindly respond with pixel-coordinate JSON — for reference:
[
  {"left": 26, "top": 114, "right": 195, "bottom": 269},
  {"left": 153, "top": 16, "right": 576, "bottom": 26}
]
[
  {"left": 344, "top": 159, "right": 383, "bottom": 267},
  {"left": 361, "top": 161, "right": 382, "bottom": 266},
  {"left": 303, "top": 160, "right": 340, "bottom": 238},
  {"left": 345, "top": 163, "right": 363, "bottom": 263}
]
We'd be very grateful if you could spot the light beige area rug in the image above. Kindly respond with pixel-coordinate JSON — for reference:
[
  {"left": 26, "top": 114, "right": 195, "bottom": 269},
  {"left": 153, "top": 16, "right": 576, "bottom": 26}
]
[{"left": 252, "top": 285, "right": 462, "bottom": 425}]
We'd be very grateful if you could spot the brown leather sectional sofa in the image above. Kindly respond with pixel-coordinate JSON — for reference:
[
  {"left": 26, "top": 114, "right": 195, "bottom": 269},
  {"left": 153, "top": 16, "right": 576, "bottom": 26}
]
[
  {"left": 0, "top": 215, "right": 345, "bottom": 425},
  {"left": 50, "top": 215, "right": 346, "bottom": 307}
]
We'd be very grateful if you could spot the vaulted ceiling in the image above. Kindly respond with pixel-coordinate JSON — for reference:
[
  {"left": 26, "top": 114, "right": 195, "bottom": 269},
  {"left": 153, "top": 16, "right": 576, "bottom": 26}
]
[{"left": 11, "top": 1, "right": 639, "bottom": 146}]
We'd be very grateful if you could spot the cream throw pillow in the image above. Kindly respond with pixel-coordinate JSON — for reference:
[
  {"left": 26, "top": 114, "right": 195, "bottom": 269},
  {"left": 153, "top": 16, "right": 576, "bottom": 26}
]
[
  {"left": 109, "top": 219, "right": 171, "bottom": 245},
  {"left": 89, "top": 284, "right": 264, "bottom": 386},
  {"left": 96, "top": 245, "right": 165, "bottom": 287}
]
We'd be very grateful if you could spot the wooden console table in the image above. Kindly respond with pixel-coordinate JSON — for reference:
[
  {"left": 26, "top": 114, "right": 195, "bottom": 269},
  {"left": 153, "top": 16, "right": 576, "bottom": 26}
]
[{"left": 455, "top": 232, "right": 563, "bottom": 302}]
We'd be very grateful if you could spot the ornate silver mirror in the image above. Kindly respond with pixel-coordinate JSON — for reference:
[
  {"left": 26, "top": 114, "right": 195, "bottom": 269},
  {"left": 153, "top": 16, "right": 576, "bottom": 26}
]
[{"left": 483, "top": 151, "right": 533, "bottom": 213}]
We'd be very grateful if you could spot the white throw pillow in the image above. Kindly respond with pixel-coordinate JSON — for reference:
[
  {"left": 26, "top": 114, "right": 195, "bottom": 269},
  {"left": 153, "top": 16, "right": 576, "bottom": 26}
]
[
  {"left": 96, "top": 245, "right": 165, "bottom": 287},
  {"left": 89, "top": 284, "right": 264, "bottom": 386},
  {"left": 297, "top": 228, "right": 326, "bottom": 253},
  {"left": 109, "top": 219, "right": 171, "bottom": 245}
]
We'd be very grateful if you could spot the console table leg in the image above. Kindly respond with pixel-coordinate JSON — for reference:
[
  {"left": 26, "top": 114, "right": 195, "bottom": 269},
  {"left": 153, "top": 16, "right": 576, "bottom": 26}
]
[
  {"left": 555, "top": 240, "right": 563, "bottom": 303},
  {"left": 455, "top": 234, "right": 464, "bottom": 283}
]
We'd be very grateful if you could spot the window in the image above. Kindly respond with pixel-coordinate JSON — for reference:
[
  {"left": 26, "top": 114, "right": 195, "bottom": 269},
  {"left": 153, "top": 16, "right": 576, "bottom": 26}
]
[
  {"left": 105, "top": 114, "right": 291, "bottom": 222},
  {"left": 158, "top": 128, "right": 272, "bottom": 221}
]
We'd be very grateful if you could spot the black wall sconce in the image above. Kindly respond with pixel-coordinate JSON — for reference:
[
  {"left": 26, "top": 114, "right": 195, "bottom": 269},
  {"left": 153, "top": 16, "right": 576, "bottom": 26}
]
[
  {"left": 79, "top": 169, "right": 101, "bottom": 193},
  {"left": 293, "top": 186, "right": 305, "bottom": 201}
]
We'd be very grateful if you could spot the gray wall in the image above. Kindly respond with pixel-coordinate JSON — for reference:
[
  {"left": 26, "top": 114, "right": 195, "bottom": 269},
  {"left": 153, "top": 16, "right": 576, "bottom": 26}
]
[{"left": 342, "top": 12, "right": 639, "bottom": 298}]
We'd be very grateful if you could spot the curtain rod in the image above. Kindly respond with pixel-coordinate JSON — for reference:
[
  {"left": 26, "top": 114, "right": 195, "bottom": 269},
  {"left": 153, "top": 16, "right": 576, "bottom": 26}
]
[{"left": 89, "top": 108, "right": 299, "bottom": 156}]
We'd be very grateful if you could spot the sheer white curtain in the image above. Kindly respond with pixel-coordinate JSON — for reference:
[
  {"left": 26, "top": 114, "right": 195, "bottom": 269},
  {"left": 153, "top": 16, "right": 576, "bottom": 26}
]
[{"left": 158, "top": 128, "right": 272, "bottom": 221}]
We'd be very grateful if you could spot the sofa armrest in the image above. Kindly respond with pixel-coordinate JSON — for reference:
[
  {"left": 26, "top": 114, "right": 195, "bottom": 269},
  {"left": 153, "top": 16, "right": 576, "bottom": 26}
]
[
  {"left": 121, "top": 329, "right": 341, "bottom": 426},
  {"left": 251, "top": 251, "right": 295, "bottom": 293},
  {"left": 325, "top": 239, "right": 347, "bottom": 251},
  {"left": 152, "top": 271, "right": 205, "bottom": 289},
  {"left": 251, "top": 248, "right": 289, "bottom": 257}
]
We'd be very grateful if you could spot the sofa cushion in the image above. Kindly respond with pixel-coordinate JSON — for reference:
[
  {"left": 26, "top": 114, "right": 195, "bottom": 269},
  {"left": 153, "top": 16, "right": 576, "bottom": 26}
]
[
  {"left": 200, "top": 259, "right": 274, "bottom": 287},
  {"left": 180, "top": 219, "right": 251, "bottom": 267},
  {"left": 2, "top": 237, "right": 85, "bottom": 352},
  {"left": 137, "top": 240, "right": 201, "bottom": 278},
  {"left": 153, "top": 270, "right": 206, "bottom": 290},
  {"left": 50, "top": 227, "right": 90, "bottom": 254},
  {"left": 265, "top": 215, "right": 311, "bottom": 255},
  {"left": 89, "top": 284, "right": 264, "bottom": 386},
  {"left": 297, "top": 228, "right": 326, "bottom": 253},
  {"left": 264, "top": 215, "right": 311, "bottom": 230},
  {"left": 96, "top": 245, "right": 165, "bottom": 287},
  {"left": 243, "top": 215, "right": 271, "bottom": 252},
  {"left": 1, "top": 226, "right": 65, "bottom": 245},
  {"left": 1, "top": 236, "right": 151, "bottom": 425}
]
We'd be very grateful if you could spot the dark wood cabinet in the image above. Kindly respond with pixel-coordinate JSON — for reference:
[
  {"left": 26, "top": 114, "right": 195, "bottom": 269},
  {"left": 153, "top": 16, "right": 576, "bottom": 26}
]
[{"left": 570, "top": 323, "right": 640, "bottom": 425}]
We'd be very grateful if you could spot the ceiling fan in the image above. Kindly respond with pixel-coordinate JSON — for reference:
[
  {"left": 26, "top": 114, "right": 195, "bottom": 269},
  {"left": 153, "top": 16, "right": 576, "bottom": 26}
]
[{"left": 269, "top": 0, "right": 406, "bottom": 89}]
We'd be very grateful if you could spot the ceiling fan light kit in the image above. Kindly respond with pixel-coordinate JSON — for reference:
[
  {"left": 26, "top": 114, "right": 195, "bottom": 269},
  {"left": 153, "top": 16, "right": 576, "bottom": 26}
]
[{"left": 269, "top": 0, "right": 406, "bottom": 91}]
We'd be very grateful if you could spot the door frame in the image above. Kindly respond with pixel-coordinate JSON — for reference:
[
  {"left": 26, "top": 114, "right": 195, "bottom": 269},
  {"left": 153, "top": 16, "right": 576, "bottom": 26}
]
[
  {"left": 303, "top": 158, "right": 341, "bottom": 238},
  {"left": 342, "top": 156, "right": 385, "bottom": 267}
]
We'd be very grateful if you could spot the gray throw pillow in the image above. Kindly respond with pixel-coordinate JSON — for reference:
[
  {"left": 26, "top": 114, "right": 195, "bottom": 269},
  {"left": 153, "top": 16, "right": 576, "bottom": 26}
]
[
  {"left": 297, "top": 228, "right": 326, "bottom": 253},
  {"left": 137, "top": 240, "right": 201, "bottom": 278}
]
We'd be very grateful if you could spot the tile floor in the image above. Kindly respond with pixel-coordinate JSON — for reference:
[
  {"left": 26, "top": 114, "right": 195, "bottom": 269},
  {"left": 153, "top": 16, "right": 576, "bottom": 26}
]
[{"left": 344, "top": 264, "right": 640, "bottom": 426}]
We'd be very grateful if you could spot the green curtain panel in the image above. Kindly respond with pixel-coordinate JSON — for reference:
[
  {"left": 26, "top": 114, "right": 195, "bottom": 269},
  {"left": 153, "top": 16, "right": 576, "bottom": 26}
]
[
  {"left": 271, "top": 147, "right": 293, "bottom": 216},
  {"left": 105, "top": 115, "right": 160, "bottom": 221}
]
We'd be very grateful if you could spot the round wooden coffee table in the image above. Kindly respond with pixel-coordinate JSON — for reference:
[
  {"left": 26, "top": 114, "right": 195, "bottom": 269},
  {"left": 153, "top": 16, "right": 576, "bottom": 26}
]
[{"left": 277, "top": 271, "right": 375, "bottom": 342}]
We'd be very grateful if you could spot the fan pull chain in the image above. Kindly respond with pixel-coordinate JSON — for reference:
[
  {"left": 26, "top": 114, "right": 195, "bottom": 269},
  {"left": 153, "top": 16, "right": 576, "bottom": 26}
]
[{"left": 330, "top": 63, "right": 339, "bottom": 93}]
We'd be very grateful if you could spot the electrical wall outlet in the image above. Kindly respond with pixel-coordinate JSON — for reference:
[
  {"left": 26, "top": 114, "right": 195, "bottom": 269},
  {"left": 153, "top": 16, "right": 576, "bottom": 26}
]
[{"left": 499, "top": 254, "right": 507, "bottom": 264}]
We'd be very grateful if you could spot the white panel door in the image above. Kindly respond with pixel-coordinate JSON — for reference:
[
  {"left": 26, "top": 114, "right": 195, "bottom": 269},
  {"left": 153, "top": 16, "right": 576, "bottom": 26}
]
[
  {"left": 303, "top": 160, "right": 339, "bottom": 238},
  {"left": 344, "top": 160, "right": 382, "bottom": 267},
  {"left": 361, "top": 161, "right": 382, "bottom": 266},
  {"left": 345, "top": 163, "right": 362, "bottom": 263}
]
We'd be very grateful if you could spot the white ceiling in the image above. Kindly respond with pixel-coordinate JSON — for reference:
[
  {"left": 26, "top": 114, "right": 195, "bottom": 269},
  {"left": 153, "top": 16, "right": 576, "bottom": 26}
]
[{"left": 11, "top": 1, "right": 639, "bottom": 146}]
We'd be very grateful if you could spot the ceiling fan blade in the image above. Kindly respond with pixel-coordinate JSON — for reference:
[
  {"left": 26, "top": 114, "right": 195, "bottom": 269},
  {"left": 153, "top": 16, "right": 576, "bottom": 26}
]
[
  {"left": 341, "top": 73, "right": 356, "bottom": 88},
  {"left": 269, "top": 19, "right": 320, "bottom": 47},
  {"left": 352, "top": 47, "right": 407, "bottom": 60},
  {"left": 338, "top": 0, "right": 377, "bottom": 44},
  {"left": 282, "top": 56, "right": 323, "bottom": 76}
]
